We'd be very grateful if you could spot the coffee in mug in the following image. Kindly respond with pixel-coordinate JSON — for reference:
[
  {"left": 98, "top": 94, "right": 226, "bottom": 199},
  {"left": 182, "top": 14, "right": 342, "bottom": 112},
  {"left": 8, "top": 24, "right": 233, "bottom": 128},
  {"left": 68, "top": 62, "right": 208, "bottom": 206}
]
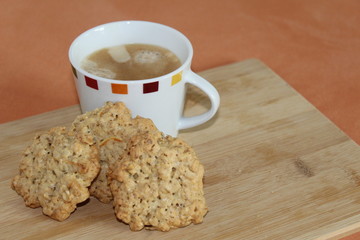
[{"left": 81, "top": 44, "right": 182, "bottom": 80}]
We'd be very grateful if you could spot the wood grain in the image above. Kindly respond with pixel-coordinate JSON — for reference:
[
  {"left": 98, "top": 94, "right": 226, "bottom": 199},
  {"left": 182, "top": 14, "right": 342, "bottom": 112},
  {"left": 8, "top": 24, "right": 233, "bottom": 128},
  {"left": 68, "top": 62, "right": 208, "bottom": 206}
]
[{"left": 1, "top": 59, "right": 359, "bottom": 240}]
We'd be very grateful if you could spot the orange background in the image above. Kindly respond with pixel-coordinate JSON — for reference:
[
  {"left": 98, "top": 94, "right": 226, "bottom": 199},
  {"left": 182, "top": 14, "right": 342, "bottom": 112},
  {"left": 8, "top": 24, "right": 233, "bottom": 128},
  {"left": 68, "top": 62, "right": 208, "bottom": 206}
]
[{"left": 1, "top": 1, "right": 359, "bottom": 238}]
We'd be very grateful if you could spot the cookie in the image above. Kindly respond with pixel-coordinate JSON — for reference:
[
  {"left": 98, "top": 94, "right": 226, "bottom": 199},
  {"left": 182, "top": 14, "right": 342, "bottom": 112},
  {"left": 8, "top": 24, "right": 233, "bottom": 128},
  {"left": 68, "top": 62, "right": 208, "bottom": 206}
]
[
  {"left": 11, "top": 126, "right": 99, "bottom": 221},
  {"left": 89, "top": 137, "right": 127, "bottom": 203},
  {"left": 109, "top": 132, "right": 208, "bottom": 231},
  {"left": 71, "top": 102, "right": 158, "bottom": 203}
]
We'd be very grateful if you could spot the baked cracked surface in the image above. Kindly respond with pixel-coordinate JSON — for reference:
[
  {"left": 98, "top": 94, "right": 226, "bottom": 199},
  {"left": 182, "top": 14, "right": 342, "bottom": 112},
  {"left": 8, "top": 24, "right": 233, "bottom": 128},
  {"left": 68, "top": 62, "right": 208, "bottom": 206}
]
[
  {"left": 109, "top": 132, "right": 208, "bottom": 231},
  {"left": 11, "top": 126, "right": 99, "bottom": 221},
  {"left": 71, "top": 102, "right": 157, "bottom": 203}
]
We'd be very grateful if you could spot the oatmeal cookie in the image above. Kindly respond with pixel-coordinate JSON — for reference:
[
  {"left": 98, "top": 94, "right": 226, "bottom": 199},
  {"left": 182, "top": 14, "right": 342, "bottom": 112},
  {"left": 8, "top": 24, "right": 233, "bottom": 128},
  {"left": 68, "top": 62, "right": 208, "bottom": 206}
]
[
  {"left": 109, "top": 132, "right": 208, "bottom": 231},
  {"left": 11, "top": 127, "right": 99, "bottom": 221},
  {"left": 71, "top": 102, "right": 157, "bottom": 203}
]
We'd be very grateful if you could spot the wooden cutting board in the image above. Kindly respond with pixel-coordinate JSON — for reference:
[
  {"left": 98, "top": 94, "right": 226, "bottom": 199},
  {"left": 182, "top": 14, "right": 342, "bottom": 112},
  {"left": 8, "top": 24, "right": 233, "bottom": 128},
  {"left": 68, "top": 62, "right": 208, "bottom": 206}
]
[{"left": 1, "top": 59, "right": 360, "bottom": 240}]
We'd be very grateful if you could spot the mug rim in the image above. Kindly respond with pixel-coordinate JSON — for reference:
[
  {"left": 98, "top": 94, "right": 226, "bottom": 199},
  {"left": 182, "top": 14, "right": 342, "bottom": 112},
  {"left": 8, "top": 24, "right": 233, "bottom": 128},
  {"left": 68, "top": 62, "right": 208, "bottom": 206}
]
[{"left": 68, "top": 20, "right": 193, "bottom": 84}]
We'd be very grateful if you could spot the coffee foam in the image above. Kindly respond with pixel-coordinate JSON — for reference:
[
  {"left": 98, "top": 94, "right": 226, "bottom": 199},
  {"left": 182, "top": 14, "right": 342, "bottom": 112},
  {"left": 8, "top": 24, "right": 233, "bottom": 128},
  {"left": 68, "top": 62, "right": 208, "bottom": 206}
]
[
  {"left": 108, "top": 45, "right": 131, "bottom": 63},
  {"left": 81, "top": 60, "right": 116, "bottom": 79},
  {"left": 134, "top": 50, "right": 162, "bottom": 64}
]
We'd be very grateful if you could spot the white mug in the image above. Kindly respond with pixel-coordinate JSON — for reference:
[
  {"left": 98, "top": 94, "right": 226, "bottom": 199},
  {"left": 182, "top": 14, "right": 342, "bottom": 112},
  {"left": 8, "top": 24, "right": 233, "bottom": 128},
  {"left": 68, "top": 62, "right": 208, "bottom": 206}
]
[{"left": 69, "top": 21, "right": 220, "bottom": 136}]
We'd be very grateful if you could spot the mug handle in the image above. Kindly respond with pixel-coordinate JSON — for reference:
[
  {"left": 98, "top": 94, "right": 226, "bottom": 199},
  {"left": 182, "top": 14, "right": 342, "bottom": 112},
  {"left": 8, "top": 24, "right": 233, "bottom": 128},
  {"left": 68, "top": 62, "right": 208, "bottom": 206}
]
[{"left": 178, "top": 71, "right": 220, "bottom": 130}]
